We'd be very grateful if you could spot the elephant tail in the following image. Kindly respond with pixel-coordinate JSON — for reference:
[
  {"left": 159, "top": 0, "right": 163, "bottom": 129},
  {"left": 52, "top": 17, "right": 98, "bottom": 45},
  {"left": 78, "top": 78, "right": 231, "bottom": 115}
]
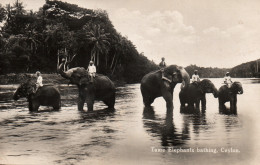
[{"left": 59, "top": 94, "right": 62, "bottom": 108}]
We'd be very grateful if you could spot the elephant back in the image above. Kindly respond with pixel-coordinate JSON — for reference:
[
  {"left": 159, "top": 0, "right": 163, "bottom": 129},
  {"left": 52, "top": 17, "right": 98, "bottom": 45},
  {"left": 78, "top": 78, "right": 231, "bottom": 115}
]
[
  {"left": 93, "top": 74, "right": 115, "bottom": 90},
  {"left": 141, "top": 70, "right": 164, "bottom": 88},
  {"left": 36, "top": 85, "right": 60, "bottom": 95}
]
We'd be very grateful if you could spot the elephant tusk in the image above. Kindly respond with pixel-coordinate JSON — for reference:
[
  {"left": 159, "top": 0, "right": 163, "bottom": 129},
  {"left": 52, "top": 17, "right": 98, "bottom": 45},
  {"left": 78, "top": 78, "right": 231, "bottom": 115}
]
[{"left": 162, "top": 76, "right": 172, "bottom": 83}]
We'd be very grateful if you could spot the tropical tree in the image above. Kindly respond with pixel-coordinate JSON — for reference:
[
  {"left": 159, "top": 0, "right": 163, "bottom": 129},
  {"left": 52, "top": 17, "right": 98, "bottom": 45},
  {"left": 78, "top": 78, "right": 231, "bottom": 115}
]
[
  {"left": 84, "top": 23, "right": 110, "bottom": 67},
  {"left": 0, "top": 4, "right": 6, "bottom": 23}
]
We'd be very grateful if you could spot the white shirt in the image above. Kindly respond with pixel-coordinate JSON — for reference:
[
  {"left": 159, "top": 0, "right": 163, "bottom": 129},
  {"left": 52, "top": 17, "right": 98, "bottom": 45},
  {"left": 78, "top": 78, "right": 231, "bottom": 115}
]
[
  {"left": 88, "top": 65, "right": 96, "bottom": 74},
  {"left": 192, "top": 74, "right": 200, "bottom": 82},
  {"left": 36, "top": 76, "right": 43, "bottom": 87},
  {"left": 224, "top": 76, "right": 232, "bottom": 84}
]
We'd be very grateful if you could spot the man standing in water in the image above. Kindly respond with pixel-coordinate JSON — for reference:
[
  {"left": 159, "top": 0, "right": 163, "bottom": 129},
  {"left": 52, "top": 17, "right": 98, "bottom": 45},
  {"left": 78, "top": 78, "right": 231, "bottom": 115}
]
[{"left": 87, "top": 61, "right": 96, "bottom": 83}]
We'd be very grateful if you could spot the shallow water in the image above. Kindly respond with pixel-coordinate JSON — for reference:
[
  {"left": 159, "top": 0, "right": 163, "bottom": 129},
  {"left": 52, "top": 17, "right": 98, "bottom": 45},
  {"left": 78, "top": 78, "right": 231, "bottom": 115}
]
[{"left": 0, "top": 78, "right": 259, "bottom": 165}]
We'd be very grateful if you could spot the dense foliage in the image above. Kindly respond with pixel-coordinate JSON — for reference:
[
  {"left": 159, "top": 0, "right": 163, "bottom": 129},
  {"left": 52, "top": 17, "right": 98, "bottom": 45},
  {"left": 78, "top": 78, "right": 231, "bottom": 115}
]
[
  {"left": 0, "top": 0, "right": 157, "bottom": 83},
  {"left": 230, "top": 59, "right": 260, "bottom": 78},
  {"left": 0, "top": 0, "right": 258, "bottom": 82}
]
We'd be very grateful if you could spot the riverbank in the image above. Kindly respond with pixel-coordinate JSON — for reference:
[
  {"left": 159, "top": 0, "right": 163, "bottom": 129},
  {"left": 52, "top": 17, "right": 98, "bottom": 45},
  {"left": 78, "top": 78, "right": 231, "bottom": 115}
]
[
  {"left": 0, "top": 73, "right": 126, "bottom": 86},
  {"left": 0, "top": 73, "right": 66, "bottom": 85}
]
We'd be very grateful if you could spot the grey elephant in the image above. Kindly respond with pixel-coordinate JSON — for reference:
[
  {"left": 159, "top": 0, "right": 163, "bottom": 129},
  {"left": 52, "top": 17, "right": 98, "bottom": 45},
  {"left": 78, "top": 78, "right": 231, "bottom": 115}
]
[
  {"left": 140, "top": 65, "right": 190, "bottom": 113},
  {"left": 179, "top": 79, "right": 218, "bottom": 111},
  {"left": 58, "top": 62, "right": 115, "bottom": 111},
  {"left": 218, "top": 82, "right": 243, "bottom": 114},
  {"left": 13, "top": 80, "right": 61, "bottom": 111}
]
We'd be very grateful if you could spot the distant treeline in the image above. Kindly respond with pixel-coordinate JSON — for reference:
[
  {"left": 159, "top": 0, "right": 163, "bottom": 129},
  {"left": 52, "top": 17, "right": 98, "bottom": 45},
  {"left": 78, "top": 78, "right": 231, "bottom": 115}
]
[
  {"left": 230, "top": 59, "right": 260, "bottom": 78},
  {"left": 185, "top": 65, "right": 229, "bottom": 78},
  {"left": 185, "top": 59, "right": 260, "bottom": 78}
]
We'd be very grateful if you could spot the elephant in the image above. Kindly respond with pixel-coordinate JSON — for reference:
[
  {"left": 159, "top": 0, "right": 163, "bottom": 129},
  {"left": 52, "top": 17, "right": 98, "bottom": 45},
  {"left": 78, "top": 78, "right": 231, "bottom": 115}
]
[
  {"left": 218, "top": 81, "right": 243, "bottom": 114},
  {"left": 13, "top": 79, "right": 61, "bottom": 111},
  {"left": 179, "top": 79, "right": 218, "bottom": 111},
  {"left": 58, "top": 62, "right": 115, "bottom": 111},
  {"left": 140, "top": 65, "right": 190, "bottom": 113}
]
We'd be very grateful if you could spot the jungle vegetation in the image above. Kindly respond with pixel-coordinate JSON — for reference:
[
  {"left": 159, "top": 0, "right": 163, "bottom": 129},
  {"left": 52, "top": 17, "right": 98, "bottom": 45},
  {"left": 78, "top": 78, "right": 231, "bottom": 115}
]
[
  {"left": 0, "top": 0, "right": 157, "bottom": 83},
  {"left": 0, "top": 0, "right": 258, "bottom": 83}
]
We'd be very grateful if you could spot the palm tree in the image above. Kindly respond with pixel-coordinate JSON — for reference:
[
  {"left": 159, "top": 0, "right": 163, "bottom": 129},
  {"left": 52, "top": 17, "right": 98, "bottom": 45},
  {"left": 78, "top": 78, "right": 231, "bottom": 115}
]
[
  {"left": 84, "top": 23, "right": 110, "bottom": 67},
  {"left": 110, "top": 34, "right": 126, "bottom": 74}
]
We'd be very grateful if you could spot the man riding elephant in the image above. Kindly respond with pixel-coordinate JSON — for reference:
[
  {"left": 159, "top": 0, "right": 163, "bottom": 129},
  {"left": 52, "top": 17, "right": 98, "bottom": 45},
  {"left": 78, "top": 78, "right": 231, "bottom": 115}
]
[
  {"left": 179, "top": 79, "right": 218, "bottom": 111},
  {"left": 140, "top": 65, "right": 190, "bottom": 114},
  {"left": 218, "top": 81, "right": 243, "bottom": 114},
  {"left": 57, "top": 61, "right": 115, "bottom": 111},
  {"left": 13, "top": 79, "right": 61, "bottom": 112}
]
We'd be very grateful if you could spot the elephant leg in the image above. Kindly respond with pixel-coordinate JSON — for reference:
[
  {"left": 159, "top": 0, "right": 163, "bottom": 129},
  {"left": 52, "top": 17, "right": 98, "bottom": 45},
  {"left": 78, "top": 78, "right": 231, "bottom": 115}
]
[
  {"left": 179, "top": 92, "right": 186, "bottom": 108},
  {"left": 109, "top": 93, "right": 116, "bottom": 108},
  {"left": 143, "top": 95, "right": 155, "bottom": 107},
  {"left": 161, "top": 91, "right": 173, "bottom": 114},
  {"left": 187, "top": 101, "right": 194, "bottom": 111},
  {"left": 29, "top": 101, "right": 33, "bottom": 111},
  {"left": 149, "top": 97, "right": 155, "bottom": 105},
  {"left": 86, "top": 95, "right": 94, "bottom": 111},
  {"left": 230, "top": 97, "right": 235, "bottom": 114},
  {"left": 29, "top": 102, "right": 39, "bottom": 112},
  {"left": 232, "top": 96, "right": 237, "bottom": 114},
  {"left": 218, "top": 98, "right": 223, "bottom": 112},
  {"left": 180, "top": 100, "right": 185, "bottom": 107},
  {"left": 201, "top": 95, "right": 206, "bottom": 110},
  {"left": 53, "top": 101, "right": 61, "bottom": 110},
  {"left": 141, "top": 87, "right": 151, "bottom": 107},
  {"left": 143, "top": 96, "right": 150, "bottom": 107},
  {"left": 78, "top": 95, "right": 86, "bottom": 111},
  {"left": 195, "top": 99, "right": 200, "bottom": 109},
  {"left": 103, "top": 93, "right": 115, "bottom": 109}
]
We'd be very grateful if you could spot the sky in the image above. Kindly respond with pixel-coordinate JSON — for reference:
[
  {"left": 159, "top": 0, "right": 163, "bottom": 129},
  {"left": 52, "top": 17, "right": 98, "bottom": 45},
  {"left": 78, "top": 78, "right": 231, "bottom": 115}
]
[{"left": 1, "top": 0, "right": 260, "bottom": 68}]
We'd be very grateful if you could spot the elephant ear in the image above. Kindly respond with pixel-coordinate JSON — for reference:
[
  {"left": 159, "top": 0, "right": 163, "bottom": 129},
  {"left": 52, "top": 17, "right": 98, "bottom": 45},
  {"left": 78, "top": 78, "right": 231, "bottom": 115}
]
[
  {"left": 161, "top": 65, "right": 179, "bottom": 83},
  {"left": 70, "top": 68, "right": 89, "bottom": 85},
  {"left": 24, "top": 80, "right": 36, "bottom": 96},
  {"left": 27, "top": 85, "right": 35, "bottom": 95},
  {"left": 79, "top": 76, "right": 91, "bottom": 85},
  {"left": 231, "top": 82, "right": 243, "bottom": 94},
  {"left": 199, "top": 79, "right": 212, "bottom": 92},
  {"left": 161, "top": 71, "right": 173, "bottom": 83}
]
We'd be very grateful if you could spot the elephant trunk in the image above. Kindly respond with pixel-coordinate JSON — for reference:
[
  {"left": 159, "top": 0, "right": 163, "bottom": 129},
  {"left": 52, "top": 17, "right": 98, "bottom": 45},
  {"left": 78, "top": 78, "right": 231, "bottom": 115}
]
[
  {"left": 13, "top": 90, "right": 19, "bottom": 100},
  {"left": 213, "top": 87, "right": 218, "bottom": 98},
  {"left": 58, "top": 62, "right": 70, "bottom": 79},
  {"left": 238, "top": 88, "right": 243, "bottom": 94},
  {"left": 179, "top": 67, "right": 190, "bottom": 89},
  {"left": 58, "top": 62, "right": 79, "bottom": 80}
]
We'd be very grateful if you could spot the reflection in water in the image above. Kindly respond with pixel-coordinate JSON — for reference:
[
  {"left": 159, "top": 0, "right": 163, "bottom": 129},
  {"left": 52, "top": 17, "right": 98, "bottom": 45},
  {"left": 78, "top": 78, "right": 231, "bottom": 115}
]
[
  {"left": 142, "top": 106, "right": 189, "bottom": 147},
  {"left": 0, "top": 78, "right": 259, "bottom": 164},
  {"left": 77, "top": 108, "right": 116, "bottom": 123},
  {"left": 180, "top": 105, "right": 202, "bottom": 114},
  {"left": 219, "top": 107, "right": 238, "bottom": 115}
]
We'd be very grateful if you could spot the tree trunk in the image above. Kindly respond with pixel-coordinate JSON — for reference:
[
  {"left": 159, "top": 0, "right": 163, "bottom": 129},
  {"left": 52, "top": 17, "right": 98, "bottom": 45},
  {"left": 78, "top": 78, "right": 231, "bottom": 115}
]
[
  {"left": 57, "top": 53, "right": 59, "bottom": 71},
  {"left": 105, "top": 54, "right": 108, "bottom": 69},
  {"left": 97, "top": 52, "right": 99, "bottom": 66},
  {"left": 110, "top": 53, "right": 116, "bottom": 69},
  {"left": 112, "top": 56, "right": 119, "bottom": 75}
]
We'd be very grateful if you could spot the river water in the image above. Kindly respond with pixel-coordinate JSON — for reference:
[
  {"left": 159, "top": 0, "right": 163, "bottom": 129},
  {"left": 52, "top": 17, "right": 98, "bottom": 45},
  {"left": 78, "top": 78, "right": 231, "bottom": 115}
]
[{"left": 0, "top": 78, "right": 259, "bottom": 165}]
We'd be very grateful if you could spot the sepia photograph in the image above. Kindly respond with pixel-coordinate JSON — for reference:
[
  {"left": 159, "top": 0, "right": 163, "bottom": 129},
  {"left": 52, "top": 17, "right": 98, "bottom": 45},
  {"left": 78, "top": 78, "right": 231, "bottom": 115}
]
[{"left": 0, "top": 0, "right": 259, "bottom": 164}]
